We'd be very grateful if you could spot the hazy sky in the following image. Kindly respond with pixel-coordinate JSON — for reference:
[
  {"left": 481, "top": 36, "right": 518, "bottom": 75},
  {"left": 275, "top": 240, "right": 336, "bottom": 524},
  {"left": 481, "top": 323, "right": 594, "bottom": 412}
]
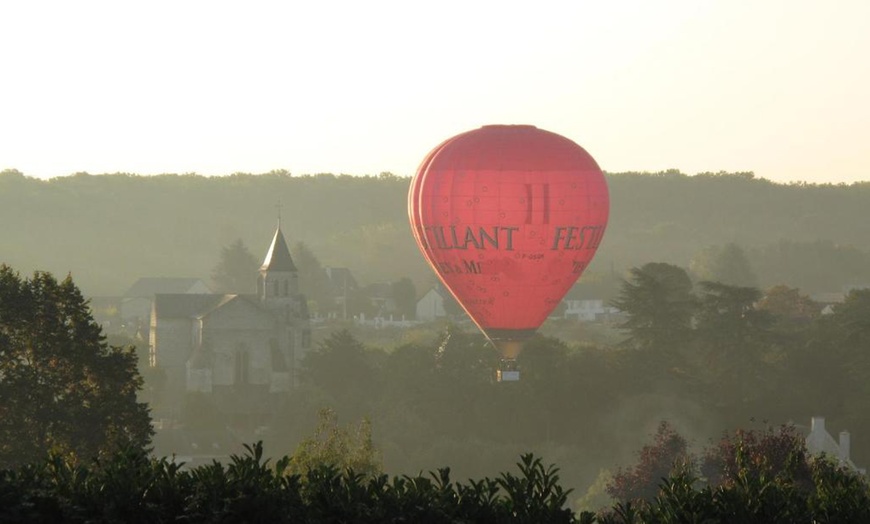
[{"left": 1, "top": 1, "right": 868, "bottom": 184}]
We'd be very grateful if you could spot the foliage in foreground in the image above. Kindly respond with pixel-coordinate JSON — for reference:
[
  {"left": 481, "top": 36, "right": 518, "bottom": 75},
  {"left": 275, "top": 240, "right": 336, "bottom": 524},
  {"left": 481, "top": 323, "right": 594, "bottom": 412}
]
[
  {"left": 0, "top": 443, "right": 573, "bottom": 524},
  {"left": 592, "top": 458, "right": 870, "bottom": 524},
  {"left": 595, "top": 424, "right": 870, "bottom": 523},
  {"left": 2, "top": 438, "right": 870, "bottom": 524}
]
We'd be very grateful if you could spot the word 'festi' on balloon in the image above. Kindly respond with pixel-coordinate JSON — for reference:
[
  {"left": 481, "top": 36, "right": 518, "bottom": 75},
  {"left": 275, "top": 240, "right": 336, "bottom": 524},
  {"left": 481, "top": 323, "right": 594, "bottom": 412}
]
[{"left": 409, "top": 125, "right": 610, "bottom": 380}]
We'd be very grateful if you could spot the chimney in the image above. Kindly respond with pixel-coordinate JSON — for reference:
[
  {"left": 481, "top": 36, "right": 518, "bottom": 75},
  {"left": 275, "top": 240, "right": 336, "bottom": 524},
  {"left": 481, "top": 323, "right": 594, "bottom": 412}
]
[
  {"left": 839, "top": 431, "right": 851, "bottom": 463},
  {"left": 811, "top": 416, "right": 825, "bottom": 434}
]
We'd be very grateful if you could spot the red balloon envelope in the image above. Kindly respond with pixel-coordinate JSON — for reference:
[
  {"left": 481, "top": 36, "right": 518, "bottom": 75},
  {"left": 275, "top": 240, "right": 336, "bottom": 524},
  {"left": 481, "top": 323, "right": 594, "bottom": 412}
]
[{"left": 409, "top": 125, "right": 609, "bottom": 361}]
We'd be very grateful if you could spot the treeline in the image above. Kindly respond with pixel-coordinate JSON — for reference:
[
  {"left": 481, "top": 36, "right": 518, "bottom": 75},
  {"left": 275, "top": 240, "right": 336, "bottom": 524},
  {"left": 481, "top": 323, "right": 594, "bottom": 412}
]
[{"left": 2, "top": 169, "right": 870, "bottom": 296}]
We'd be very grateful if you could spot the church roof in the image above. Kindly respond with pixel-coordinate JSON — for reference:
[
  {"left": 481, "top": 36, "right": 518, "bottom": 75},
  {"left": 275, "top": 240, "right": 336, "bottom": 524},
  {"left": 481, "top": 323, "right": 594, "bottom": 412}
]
[
  {"left": 125, "top": 277, "right": 210, "bottom": 298},
  {"left": 153, "top": 294, "right": 227, "bottom": 318},
  {"left": 260, "top": 226, "right": 297, "bottom": 272}
]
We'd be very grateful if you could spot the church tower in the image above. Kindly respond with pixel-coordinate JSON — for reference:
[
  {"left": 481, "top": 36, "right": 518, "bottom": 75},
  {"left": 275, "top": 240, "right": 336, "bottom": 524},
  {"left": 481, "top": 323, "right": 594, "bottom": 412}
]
[{"left": 258, "top": 224, "right": 299, "bottom": 312}]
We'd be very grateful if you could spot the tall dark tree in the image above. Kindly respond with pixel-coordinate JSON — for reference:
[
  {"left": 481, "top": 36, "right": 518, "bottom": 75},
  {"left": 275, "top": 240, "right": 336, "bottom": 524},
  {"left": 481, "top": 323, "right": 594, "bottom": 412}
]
[
  {"left": 211, "top": 238, "right": 259, "bottom": 293},
  {"left": 291, "top": 241, "right": 334, "bottom": 315},
  {"left": 695, "top": 281, "right": 772, "bottom": 353},
  {"left": 611, "top": 263, "right": 696, "bottom": 350},
  {"left": 390, "top": 277, "right": 417, "bottom": 319},
  {"left": 695, "top": 281, "right": 775, "bottom": 414},
  {"left": 832, "top": 288, "right": 870, "bottom": 347},
  {"left": 0, "top": 265, "right": 152, "bottom": 468},
  {"left": 823, "top": 288, "right": 870, "bottom": 403}
]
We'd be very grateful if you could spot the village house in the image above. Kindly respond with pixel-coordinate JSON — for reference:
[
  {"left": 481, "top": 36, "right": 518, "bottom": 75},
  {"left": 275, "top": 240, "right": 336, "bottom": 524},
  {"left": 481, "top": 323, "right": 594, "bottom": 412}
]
[
  {"left": 416, "top": 285, "right": 450, "bottom": 322},
  {"left": 804, "top": 416, "right": 864, "bottom": 474}
]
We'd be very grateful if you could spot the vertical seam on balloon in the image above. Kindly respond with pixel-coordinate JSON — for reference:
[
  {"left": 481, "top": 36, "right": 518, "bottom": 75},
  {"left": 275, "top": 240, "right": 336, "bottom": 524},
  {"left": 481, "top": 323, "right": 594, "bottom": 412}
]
[
  {"left": 543, "top": 183, "right": 550, "bottom": 224},
  {"left": 525, "top": 183, "right": 533, "bottom": 224}
]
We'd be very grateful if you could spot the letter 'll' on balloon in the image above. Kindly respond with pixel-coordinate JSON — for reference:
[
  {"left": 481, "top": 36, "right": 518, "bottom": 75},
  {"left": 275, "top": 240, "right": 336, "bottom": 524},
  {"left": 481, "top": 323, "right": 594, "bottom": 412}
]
[{"left": 409, "top": 125, "right": 609, "bottom": 381}]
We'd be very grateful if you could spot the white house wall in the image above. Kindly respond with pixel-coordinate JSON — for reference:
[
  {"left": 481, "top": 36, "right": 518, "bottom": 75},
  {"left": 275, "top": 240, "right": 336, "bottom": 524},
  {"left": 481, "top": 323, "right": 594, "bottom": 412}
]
[{"left": 416, "top": 289, "right": 446, "bottom": 321}]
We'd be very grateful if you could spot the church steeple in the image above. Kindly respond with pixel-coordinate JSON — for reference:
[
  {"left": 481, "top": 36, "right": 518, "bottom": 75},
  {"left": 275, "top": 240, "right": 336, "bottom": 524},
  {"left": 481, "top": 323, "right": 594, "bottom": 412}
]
[
  {"left": 258, "top": 224, "right": 298, "bottom": 306},
  {"left": 260, "top": 226, "right": 297, "bottom": 272}
]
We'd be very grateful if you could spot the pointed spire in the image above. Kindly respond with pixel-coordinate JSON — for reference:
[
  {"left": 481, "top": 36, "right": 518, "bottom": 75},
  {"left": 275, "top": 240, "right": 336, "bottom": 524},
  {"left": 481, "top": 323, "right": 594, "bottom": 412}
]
[{"left": 260, "top": 225, "right": 297, "bottom": 272}]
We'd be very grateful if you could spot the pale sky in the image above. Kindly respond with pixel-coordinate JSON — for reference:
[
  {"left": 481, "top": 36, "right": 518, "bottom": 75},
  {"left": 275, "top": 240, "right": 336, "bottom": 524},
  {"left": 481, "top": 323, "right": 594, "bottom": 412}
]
[{"left": 1, "top": 0, "right": 868, "bottom": 184}]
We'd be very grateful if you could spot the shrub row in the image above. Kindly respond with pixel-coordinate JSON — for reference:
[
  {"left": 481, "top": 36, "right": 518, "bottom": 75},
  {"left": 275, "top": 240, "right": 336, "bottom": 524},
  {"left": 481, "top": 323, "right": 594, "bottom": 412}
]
[
  {"left": 2, "top": 441, "right": 868, "bottom": 523},
  {"left": 0, "top": 443, "right": 572, "bottom": 524}
]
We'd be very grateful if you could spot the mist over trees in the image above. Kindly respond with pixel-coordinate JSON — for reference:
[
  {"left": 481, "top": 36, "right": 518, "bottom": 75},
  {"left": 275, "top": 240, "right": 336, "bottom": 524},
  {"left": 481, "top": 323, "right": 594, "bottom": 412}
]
[
  {"left": 4, "top": 264, "right": 870, "bottom": 519},
  {"left": 244, "top": 278, "right": 870, "bottom": 513},
  {"left": 4, "top": 168, "right": 870, "bottom": 518},
  {"left": 3, "top": 168, "right": 870, "bottom": 297}
]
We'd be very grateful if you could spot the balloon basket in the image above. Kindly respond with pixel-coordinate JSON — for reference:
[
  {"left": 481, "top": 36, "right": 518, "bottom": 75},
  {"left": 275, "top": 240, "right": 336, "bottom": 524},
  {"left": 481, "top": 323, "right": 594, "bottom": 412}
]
[{"left": 496, "top": 358, "right": 520, "bottom": 382}]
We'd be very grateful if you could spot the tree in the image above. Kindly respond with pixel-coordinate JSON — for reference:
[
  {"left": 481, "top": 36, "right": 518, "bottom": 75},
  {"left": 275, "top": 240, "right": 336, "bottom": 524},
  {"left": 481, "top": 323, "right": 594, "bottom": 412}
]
[
  {"left": 695, "top": 281, "right": 772, "bottom": 353},
  {"left": 700, "top": 425, "right": 812, "bottom": 490},
  {"left": 832, "top": 288, "right": 870, "bottom": 347},
  {"left": 390, "top": 277, "right": 417, "bottom": 319},
  {"left": 606, "top": 421, "right": 693, "bottom": 504},
  {"left": 211, "top": 238, "right": 259, "bottom": 293},
  {"left": 0, "top": 265, "right": 152, "bottom": 468},
  {"left": 690, "top": 243, "right": 758, "bottom": 287},
  {"left": 821, "top": 288, "right": 870, "bottom": 404},
  {"left": 291, "top": 242, "right": 334, "bottom": 316},
  {"left": 611, "top": 263, "right": 696, "bottom": 351},
  {"left": 695, "top": 281, "right": 774, "bottom": 412},
  {"left": 288, "top": 407, "right": 381, "bottom": 476},
  {"left": 757, "top": 285, "right": 820, "bottom": 324},
  {"left": 299, "top": 330, "right": 380, "bottom": 420}
]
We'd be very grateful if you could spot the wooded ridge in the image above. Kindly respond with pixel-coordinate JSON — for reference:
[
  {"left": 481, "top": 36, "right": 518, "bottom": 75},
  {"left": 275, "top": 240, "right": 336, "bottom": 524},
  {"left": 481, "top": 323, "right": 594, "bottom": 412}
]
[{"left": 1, "top": 169, "right": 868, "bottom": 297}]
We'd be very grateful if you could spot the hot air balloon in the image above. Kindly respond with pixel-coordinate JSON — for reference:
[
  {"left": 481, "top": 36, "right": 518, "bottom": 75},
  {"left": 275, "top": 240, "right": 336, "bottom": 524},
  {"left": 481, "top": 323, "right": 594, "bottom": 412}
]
[{"left": 409, "top": 125, "right": 609, "bottom": 381}]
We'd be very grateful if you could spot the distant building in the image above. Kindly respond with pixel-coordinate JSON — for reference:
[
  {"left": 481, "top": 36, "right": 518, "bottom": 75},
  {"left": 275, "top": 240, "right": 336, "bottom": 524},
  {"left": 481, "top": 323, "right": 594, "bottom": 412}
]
[
  {"left": 416, "top": 286, "right": 449, "bottom": 322},
  {"left": 561, "top": 285, "right": 617, "bottom": 321},
  {"left": 563, "top": 298, "right": 607, "bottom": 321},
  {"left": 148, "top": 224, "right": 310, "bottom": 426},
  {"left": 804, "top": 416, "right": 864, "bottom": 473},
  {"left": 324, "top": 266, "right": 359, "bottom": 319},
  {"left": 364, "top": 282, "right": 397, "bottom": 318},
  {"left": 815, "top": 285, "right": 870, "bottom": 316},
  {"left": 121, "top": 277, "right": 211, "bottom": 332}
]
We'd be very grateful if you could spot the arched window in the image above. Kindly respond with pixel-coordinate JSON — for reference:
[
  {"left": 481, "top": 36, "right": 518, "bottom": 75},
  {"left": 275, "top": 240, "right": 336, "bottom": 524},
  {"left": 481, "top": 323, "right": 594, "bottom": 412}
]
[
  {"left": 273, "top": 280, "right": 279, "bottom": 296},
  {"left": 283, "top": 280, "right": 289, "bottom": 297}
]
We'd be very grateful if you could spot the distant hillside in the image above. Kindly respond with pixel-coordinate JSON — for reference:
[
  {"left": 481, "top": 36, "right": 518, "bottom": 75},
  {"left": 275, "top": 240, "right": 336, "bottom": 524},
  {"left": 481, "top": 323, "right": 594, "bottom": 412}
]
[{"left": 1, "top": 169, "right": 869, "bottom": 296}]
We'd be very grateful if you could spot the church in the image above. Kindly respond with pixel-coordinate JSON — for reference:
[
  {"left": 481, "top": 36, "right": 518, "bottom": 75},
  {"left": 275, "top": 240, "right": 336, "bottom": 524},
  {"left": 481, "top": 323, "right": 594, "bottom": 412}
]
[{"left": 148, "top": 224, "right": 311, "bottom": 422}]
